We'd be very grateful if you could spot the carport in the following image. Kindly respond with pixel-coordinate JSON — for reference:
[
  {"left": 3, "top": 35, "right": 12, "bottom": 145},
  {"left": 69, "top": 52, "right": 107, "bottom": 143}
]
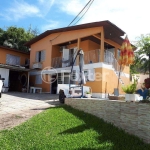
[{"left": 0, "top": 63, "right": 33, "bottom": 92}]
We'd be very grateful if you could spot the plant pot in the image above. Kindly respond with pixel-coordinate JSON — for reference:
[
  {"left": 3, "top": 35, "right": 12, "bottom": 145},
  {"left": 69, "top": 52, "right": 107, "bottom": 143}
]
[
  {"left": 125, "top": 94, "right": 140, "bottom": 102},
  {"left": 85, "top": 94, "right": 92, "bottom": 98}
]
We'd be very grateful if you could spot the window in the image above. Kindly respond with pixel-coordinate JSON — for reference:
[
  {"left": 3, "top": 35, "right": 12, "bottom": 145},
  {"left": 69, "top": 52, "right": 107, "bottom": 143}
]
[
  {"left": 35, "top": 75, "right": 42, "bottom": 84},
  {"left": 36, "top": 50, "right": 45, "bottom": 62},
  {"left": 84, "top": 69, "right": 95, "bottom": 82},
  {"left": 6, "top": 54, "right": 20, "bottom": 65}
]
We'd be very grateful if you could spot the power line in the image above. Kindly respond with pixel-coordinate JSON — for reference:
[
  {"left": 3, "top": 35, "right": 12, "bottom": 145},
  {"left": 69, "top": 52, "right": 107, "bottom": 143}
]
[
  {"left": 68, "top": 0, "right": 93, "bottom": 27},
  {"left": 73, "top": 0, "right": 94, "bottom": 26},
  {"left": 50, "top": 0, "right": 94, "bottom": 42}
]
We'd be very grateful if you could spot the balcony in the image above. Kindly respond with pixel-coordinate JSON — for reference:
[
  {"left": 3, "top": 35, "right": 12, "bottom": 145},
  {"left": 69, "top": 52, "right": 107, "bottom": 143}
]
[{"left": 51, "top": 49, "right": 119, "bottom": 70}]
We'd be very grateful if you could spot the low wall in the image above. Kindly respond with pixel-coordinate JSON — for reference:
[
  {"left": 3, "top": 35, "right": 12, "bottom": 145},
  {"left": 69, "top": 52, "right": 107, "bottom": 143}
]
[{"left": 65, "top": 98, "right": 150, "bottom": 143}]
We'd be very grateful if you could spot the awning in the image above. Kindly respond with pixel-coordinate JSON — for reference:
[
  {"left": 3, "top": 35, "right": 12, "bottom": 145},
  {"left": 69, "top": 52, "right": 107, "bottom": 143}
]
[{"left": 0, "top": 63, "right": 33, "bottom": 72}]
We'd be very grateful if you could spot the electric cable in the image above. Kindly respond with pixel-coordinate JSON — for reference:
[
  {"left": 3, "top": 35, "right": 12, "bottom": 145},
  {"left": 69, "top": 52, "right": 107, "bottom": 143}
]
[
  {"left": 50, "top": 0, "right": 94, "bottom": 42},
  {"left": 73, "top": 0, "right": 94, "bottom": 26}
]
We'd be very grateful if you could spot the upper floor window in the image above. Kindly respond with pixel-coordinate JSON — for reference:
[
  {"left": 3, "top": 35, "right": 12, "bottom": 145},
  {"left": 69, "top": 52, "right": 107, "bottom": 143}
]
[
  {"left": 6, "top": 54, "right": 20, "bottom": 65},
  {"left": 36, "top": 50, "right": 45, "bottom": 62}
]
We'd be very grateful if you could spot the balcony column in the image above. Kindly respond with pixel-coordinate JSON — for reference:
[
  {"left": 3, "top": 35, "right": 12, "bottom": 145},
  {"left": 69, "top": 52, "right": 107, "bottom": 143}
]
[
  {"left": 100, "top": 27, "right": 104, "bottom": 62},
  {"left": 114, "top": 47, "right": 118, "bottom": 60},
  {"left": 77, "top": 38, "right": 81, "bottom": 65}
]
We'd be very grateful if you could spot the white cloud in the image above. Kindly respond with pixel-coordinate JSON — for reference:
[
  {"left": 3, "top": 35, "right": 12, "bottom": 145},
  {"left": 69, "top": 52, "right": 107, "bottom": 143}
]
[
  {"left": 56, "top": 0, "right": 86, "bottom": 16},
  {"left": 56, "top": 0, "right": 150, "bottom": 41},
  {"left": 41, "top": 20, "right": 59, "bottom": 31},
  {"left": 37, "top": 0, "right": 55, "bottom": 16},
  {"left": 4, "top": 0, "right": 40, "bottom": 21},
  {"left": 0, "top": 0, "right": 55, "bottom": 21},
  {"left": 0, "top": 0, "right": 40, "bottom": 21}
]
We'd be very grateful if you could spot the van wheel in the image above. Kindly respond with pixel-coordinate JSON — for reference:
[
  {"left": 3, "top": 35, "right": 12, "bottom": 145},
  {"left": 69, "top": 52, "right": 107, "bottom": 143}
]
[
  {"left": 59, "top": 90, "right": 66, "bottom": 103},
  {"left": 0, "top": 93, "right": 1, "bottom": 98}
]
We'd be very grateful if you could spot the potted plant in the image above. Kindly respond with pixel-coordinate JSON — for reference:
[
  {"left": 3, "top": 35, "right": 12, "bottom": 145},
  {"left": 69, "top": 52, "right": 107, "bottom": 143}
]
[
  {"left": 122, "top": 76, "right": 139, "bottom": 102},
  {"left": 85, "top": 91, "right": 92, "bottom": 98}
]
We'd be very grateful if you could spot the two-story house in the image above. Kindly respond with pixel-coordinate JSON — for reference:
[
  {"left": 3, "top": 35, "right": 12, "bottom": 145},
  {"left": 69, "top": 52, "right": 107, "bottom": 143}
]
[
  {"left": 25, "top": 20, "right": 131, "bottom": 98},
  {"left": 0, "top": 45, "right": 30, "bottom": 92}
]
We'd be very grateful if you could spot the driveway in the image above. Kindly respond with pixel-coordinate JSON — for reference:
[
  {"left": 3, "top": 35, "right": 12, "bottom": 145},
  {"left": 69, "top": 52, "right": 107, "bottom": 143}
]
[{"left": 0, "top": 92, "right": 60, "bottom": 130}]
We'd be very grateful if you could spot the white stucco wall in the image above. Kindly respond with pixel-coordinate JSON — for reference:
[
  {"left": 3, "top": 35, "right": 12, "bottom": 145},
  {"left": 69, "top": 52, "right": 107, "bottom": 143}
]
[{"left": 0, "top": 68, "right": 9, "bottom": 87}]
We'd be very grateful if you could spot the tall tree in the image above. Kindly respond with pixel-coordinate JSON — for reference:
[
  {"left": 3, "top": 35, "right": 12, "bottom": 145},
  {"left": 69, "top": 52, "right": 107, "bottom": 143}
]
[
  {"left": 133, "top": 34, "right": 150, "bottom": 77},
  {"left": 0, "top": 26, "right": 39, "bottom": 52}
]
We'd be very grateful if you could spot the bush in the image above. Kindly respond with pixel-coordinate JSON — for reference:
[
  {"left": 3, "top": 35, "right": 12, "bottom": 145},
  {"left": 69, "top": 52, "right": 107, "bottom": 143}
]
[{"left": 122, "top": 76, "right": 138, "bottom": 94}]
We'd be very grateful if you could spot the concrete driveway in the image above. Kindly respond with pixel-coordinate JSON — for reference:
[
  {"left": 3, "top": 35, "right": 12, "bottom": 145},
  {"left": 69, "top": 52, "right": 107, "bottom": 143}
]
[{"left": 0, "top": 92, "right": 60, "bottom": 130}]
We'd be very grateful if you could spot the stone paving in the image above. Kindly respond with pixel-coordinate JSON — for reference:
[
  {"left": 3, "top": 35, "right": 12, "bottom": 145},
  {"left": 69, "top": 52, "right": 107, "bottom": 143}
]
[{"left": 0, "top": 92, "right": 60, "bottom": 130}]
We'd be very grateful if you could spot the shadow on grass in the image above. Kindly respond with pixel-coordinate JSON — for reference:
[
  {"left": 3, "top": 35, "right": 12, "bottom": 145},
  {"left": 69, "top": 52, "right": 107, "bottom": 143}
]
[{"left": 58, "top": 105, "right": 150, "bottom": 150}]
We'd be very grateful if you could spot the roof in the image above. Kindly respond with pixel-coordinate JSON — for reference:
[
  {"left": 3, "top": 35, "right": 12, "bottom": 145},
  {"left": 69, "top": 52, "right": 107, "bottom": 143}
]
[
  {"left": 0, "top": 63, "right": 32, "bottom": 72},
  {"left": 0, "top": 45, "right": 30, "bottom": 55},
  {"left": 25, "top": 20, "right": 126, "bottom": 46}
]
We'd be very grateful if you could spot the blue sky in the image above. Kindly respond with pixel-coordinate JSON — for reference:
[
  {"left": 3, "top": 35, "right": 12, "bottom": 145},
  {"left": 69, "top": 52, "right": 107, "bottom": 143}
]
[{"left": 0, "top": 0, "right": 150, "bottom": 42}]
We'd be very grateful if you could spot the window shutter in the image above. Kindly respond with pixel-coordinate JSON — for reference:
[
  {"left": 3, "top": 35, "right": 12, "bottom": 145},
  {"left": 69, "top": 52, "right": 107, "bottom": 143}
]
[
  {"left": 6, "top": 54, "right": 20, "bottom": 65},
  {"left": 16, "top": 57, "right": 20, "bottom": 65},
  {"left": 36, "top": 52, "right": 39, "bottom": 62},
  {"left": 41, "top": 50, "right": 45, "bottom": 61}
]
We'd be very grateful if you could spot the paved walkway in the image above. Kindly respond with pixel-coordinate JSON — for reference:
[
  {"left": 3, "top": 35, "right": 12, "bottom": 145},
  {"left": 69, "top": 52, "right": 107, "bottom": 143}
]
[{"left": 0, "top": 92, "right": 60, "bottom": 130}]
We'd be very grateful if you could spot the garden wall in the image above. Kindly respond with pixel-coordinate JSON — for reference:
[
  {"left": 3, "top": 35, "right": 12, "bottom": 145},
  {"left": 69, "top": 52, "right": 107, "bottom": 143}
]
[{"left": 65, "top": 98, "right": 150, "bottom": 143}]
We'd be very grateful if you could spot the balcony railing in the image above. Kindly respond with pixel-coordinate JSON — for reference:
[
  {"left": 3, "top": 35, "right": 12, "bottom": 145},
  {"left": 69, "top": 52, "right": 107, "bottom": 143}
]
[
  {"left": 84, "top": 49, "right": 100, "bottom": 64},
  {"left": 51, "top": 49, "right": 120, "bottom": 71}
]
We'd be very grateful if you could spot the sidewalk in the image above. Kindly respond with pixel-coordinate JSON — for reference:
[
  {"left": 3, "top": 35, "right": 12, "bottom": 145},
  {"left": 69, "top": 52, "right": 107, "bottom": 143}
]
[{"left": 0, "top": 92, "right": 60, "bottom": 130}]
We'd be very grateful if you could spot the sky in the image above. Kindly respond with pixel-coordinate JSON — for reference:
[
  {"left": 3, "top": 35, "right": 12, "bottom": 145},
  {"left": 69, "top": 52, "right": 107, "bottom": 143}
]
[{"left": 0, "top": 0, "right": 150, "bottom": 43}]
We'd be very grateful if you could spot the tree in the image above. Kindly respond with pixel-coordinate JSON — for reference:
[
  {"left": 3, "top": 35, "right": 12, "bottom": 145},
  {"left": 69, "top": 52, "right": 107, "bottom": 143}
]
[
  {"left": 0, "top": 26, "right": 39, "bottom": 52},
  {"left": 132, "top": 34, "right": 150, "bottom": 77}
]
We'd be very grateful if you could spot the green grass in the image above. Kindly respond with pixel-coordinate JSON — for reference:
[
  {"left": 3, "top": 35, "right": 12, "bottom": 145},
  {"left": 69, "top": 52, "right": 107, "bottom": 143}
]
[{"left": 0, "top": 105, "right": 150, "bottom": 150}]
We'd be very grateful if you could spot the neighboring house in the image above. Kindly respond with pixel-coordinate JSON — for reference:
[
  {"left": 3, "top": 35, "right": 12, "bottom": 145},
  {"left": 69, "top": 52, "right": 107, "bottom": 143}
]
[
  {"left": 0, "top": 45, "right": 30, "bottom": 92},
  {"left": 25, "top": 20, "right": 130, "bottom": 97},
  {"left": 132, "top": 74, "right": 150, "bottom": 90}
]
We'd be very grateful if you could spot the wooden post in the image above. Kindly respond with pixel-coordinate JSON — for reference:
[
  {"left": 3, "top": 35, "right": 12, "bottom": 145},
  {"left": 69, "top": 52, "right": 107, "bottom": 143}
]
[{"left": 100, "top": 28, "right": 104, "bottom": 62}]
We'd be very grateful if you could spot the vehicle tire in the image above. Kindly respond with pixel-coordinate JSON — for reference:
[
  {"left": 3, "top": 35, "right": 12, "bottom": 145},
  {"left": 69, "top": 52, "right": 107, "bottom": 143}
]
[
  {"left": 0, "top": 93, "right": 1, "bottom": 98},
  {"left": 59, "top": 90, "right": 66, "bottom": 103}
]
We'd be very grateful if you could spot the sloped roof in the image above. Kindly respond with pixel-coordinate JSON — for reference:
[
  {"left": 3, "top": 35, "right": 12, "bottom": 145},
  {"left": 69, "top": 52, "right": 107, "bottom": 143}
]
[
  {"left": 25, "top": 20, "right": 126, "bottom": 46},
  {"left": 0, "top": 45, "right": 30, "bottom": 54}
]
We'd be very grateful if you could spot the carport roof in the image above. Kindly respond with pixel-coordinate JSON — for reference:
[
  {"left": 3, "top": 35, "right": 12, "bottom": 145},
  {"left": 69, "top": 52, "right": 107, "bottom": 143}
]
[
  {"left": 25, "top": 20, "right": 126, "bottom": 47},
  {"left": 0, "top": 63, "right": 33, "bottom": 72}
]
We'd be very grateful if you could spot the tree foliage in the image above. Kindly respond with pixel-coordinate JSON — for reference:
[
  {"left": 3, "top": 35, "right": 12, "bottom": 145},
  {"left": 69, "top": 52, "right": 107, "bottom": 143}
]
[
  {"left": 130, "top": 34, "right": 150, "bottom": 76},
  {"left": 0, "top": 26, "right": 38, "bottom": 52}
]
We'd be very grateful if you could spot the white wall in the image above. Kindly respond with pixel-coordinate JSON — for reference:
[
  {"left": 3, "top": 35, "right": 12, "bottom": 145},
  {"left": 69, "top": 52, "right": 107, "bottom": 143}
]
[{"left": 0, "top": 68, "right": 9, "bottom": 87}]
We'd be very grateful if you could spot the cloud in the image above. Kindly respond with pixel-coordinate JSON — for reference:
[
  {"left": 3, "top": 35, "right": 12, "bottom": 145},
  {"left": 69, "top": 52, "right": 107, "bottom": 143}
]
[
  {"left": 56, "top": 0, "right": 150, "bottom": 41},
  {"left": 56, "top": 0, "right": 86, "bottom": 16},
  {"left": 37, "top": 0, "right": 55, "bottom": 16},
  {"left": 0, "top": 0, "right": 55, "bottom": 21},
  {"left": 3, "top": 0, "right": 40, "bottom": 21},
  {"left": 41, "top": 20, "right": 59, "bottom": 31}
]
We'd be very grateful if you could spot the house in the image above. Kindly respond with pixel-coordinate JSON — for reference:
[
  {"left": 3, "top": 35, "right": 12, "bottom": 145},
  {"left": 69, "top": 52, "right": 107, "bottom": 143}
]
[
  {"left": 0, "top": 45, "right": 30, "bottom": 92},
  {"left": 25, "top": 20, "right": 130, "bottom": 98}
]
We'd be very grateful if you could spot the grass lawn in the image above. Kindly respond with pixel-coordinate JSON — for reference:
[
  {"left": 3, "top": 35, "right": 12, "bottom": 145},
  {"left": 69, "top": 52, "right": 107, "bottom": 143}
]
[{"left": 0, "top": 105, "right": 150, "bottom": 150}]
